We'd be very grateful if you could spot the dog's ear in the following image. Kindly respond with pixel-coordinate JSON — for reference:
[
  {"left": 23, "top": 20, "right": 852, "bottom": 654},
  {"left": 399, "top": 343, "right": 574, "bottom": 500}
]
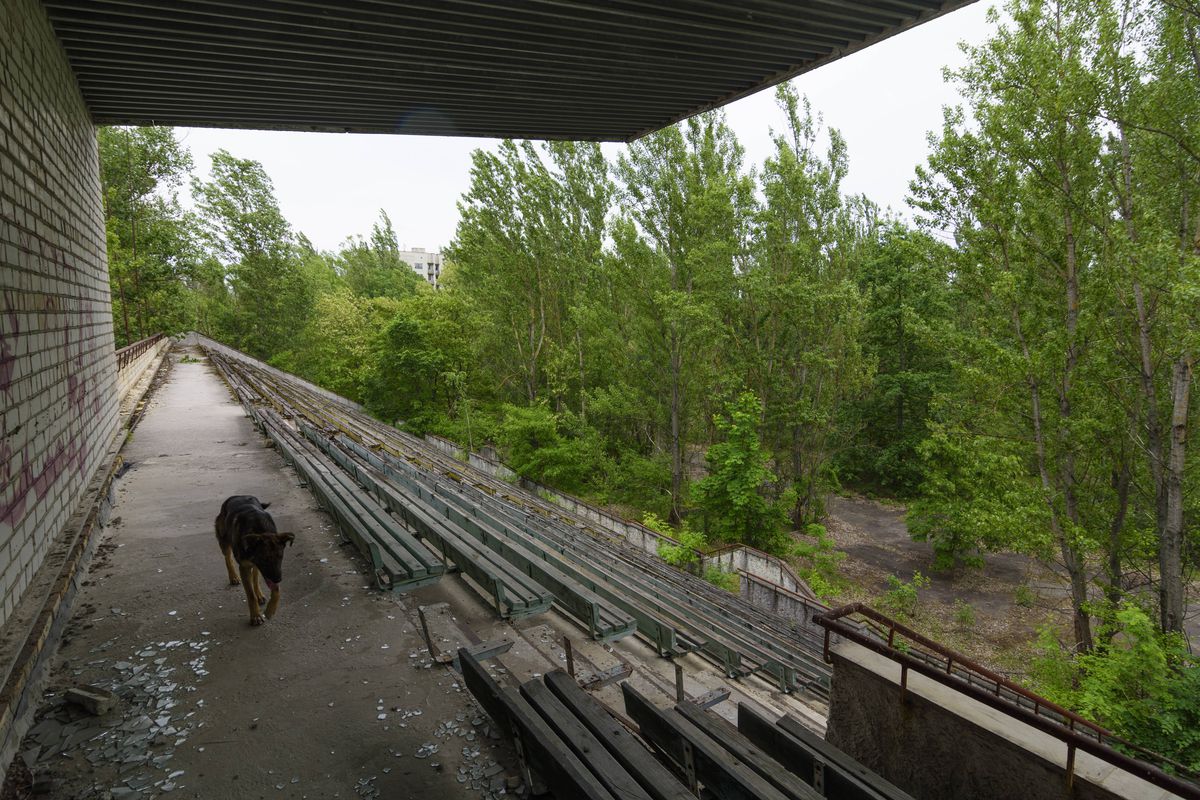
[
  {"left": 261, "top": 502, "right": 271, "bottom": 509},
  {"left": 279, "top": 533, "right": 296, "bottom": 547}
]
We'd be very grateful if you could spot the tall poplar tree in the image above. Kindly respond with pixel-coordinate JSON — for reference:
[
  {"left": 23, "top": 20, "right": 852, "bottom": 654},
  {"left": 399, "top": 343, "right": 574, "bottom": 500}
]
[
  {"left": 98, "top": 126, "right": 196, "bottom": 345},
  {"left": 912, "top": 0, "right": 1120, "bottom": 650},
  {"left": 192, "top": 149, "right": 311, "bottom": 358},
  {"left": 744, "top": 85, "right": 872, "bottom": 525},
  {"left": 615, "top": 111, "right": 754, "bottom": 522}
]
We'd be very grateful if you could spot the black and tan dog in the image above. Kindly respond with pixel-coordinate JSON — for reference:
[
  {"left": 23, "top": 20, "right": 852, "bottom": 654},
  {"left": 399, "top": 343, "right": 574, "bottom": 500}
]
[{"left": 215, "top": 495, "right": 295, "bottom": 625}]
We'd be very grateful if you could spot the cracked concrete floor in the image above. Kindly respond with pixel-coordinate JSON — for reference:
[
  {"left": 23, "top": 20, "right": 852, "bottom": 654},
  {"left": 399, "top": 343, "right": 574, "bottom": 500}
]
[{"left": 2, "top": 349, "right": 521, "bottom": 800}]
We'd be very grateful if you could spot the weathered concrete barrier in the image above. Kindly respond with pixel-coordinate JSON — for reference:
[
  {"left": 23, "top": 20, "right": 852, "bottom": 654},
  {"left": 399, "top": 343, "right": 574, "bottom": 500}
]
[
  {"left": 825, "top": 640, "right": 1178, "bottom": 800},
  {"left": 741, "top": 572, "right": 827, "bottom": 629},
  {"left": 702, "top": 544, "right": 812, "bottom": 598},
  {"left": 115, "top": 334, "right": 170, "bottom": 403}
]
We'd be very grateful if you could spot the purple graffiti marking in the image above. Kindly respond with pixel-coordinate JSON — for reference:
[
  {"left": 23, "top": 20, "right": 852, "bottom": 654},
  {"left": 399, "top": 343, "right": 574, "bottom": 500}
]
[
  {"left": 0, "top": 435, "right": 91, "bottom": 532},
  {"left": 0, "top": 239, "right": 101, "bottom": 535}
]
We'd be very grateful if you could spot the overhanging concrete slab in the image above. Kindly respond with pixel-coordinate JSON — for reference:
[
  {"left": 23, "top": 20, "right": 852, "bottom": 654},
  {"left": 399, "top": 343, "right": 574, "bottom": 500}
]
[{"left": 41, "top": 0, "right": 976, "bottom": 141}]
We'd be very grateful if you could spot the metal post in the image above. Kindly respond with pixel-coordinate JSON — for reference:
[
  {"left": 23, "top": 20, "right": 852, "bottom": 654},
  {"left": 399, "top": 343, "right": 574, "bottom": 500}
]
[
  {"left": 563, "top": 636, "right": 575, "bottom": 678},
  {"left": 681, "top": 741, "right": 698, "bottom": 793},
  {"left": 675, "top": 663, "right": 685, "bottom": 703}
]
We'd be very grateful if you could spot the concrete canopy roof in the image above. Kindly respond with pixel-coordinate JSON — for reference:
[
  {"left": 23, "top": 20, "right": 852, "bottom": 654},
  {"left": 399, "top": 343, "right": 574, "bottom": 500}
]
[{"left": 44, "top": 0, "right": 976, "bottom": 142}]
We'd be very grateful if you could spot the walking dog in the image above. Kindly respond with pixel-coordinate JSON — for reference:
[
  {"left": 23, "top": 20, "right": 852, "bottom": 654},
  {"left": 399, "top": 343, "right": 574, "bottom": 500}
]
[{"left": 215, "top": 495, "right": 295, "bottom": 625}]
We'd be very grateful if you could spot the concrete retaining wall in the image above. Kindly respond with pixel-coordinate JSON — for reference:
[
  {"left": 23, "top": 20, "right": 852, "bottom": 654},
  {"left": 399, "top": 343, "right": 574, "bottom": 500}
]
[
  {"left": 116, "top": 338, "right": 170, "bottom": 403},
  {"left": 741, "top": 572, "right": 826, "bottom": 628},
  {"left": 703, "top": 545, "right": 811, "bottom": 597},
  {"left": 825, "top": 642, "right": 1168, "bottom": 800},
  {"left": 0, "top": 0, "right": 119, "bottom": 628}
]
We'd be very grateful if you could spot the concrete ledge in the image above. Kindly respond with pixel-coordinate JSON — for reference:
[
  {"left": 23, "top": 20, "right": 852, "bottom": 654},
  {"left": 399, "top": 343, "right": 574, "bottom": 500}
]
[
  {"left": 826, "top": 640, "right": 1179, "bottom": 800},
  {"left": 116, "top": 337, "right": 170, "bottom": 403}
]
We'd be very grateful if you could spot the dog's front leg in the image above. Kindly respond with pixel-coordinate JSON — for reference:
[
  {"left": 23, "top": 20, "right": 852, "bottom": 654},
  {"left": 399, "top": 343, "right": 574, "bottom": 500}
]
[
  {"left": 250, "top": 567, "right": 265, "bottom": 607},
  {"left": 265, "top": 586, "right": 280, "bottom": 619},
  {"left": 239, "top": 563, "right": 265, "bottom": 625}
]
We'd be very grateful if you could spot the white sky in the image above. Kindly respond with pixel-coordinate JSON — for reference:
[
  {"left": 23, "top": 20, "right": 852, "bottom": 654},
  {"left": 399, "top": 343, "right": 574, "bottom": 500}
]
[{"left": 175, "top": 3, "right": 997, "bottom": 254}]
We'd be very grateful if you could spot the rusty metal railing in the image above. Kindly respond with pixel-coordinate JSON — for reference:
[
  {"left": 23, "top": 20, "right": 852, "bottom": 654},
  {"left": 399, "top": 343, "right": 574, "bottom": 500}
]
[
  {"left": 813, "top": 603, "right": 1200, "bottom": 799},
  {"left": 115, "top": 333, "right": 165, "bottom": 371}
]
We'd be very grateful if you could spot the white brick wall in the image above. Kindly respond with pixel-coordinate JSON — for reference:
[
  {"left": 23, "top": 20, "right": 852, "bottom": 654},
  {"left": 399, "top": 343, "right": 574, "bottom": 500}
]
[{"left": 0, "top": 0, "right": 119, "bottom": 627}]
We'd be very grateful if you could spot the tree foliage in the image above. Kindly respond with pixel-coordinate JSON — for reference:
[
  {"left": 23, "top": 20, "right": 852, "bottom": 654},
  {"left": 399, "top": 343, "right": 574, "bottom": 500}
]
[
  {"left": 1031, "top": 604, "right": 1200, "bottom": 771},
  {"left": 98, "top": 126, "right": 197, "bottom": 345},
  {"left": 744, "top": 85, "right": 872, "bottom": 526},
  {"left": 692, "top": 392, "right": 789, "bottom": 553},
  {"left": 192, "top": 149, "right": 312, "bottom": 359},
  {"left": 910, "top": 0, "right": 1199, "bottom": 649}
]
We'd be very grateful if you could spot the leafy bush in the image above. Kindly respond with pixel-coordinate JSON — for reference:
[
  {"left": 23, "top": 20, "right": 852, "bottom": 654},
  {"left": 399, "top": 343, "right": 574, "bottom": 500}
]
[
  {"left": 879, "top": 571, "right": 930, "bottom": 618},
  {"left": 1029, "top": 604, "right": 1200, "bottom": 771},
  {"left": 907, "top": 425, "right": 1050, "bottom": 570},
  {"left": 1014, "top": 584, "right": 1037, "bottom": 608},
  {"left": 791, "top": 523, "right": 846, "bottom": 599},
  {"left": 649, "top": 514, "right": 706, "bottom": 569},
  {"left": 495, "top": 404, "right": 607, "bottom": 495},
  {"left": 692, "top": 392, "right": 790, "bottom": 554},
  {"left": 703, "top": 566, "right": 740, "bottom": 593},
  {"left": 646, "top": 512, "right": 738, "bottom": 593},
  {"left": 953, "top": 599, "right": 976, "bottom": 628}
]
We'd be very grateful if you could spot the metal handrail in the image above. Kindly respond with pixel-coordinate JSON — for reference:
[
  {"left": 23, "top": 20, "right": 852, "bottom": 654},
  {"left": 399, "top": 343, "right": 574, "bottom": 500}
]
[
  {"left": 814, "top": 603, "right": 1200, "bottom": 799},
  {"left": 115, "top": 333, "right": 165, "bottom": 371}
]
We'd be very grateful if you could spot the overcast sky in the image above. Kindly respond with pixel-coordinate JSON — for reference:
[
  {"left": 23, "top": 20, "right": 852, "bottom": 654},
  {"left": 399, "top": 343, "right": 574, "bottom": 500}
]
[{"left": 175, "top": 3, "right": 997, "bottom": 254}]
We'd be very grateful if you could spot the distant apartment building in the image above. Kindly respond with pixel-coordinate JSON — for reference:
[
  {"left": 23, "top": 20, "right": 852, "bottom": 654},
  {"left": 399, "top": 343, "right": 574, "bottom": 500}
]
[{"left": 397, "top": 247, "right": 442, "bottom": 287}]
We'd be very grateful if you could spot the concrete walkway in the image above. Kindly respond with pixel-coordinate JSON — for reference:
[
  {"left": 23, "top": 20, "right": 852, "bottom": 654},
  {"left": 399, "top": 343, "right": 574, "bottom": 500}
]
[{"left": 7, "top": 348, "right": 520, "bottom": 799}]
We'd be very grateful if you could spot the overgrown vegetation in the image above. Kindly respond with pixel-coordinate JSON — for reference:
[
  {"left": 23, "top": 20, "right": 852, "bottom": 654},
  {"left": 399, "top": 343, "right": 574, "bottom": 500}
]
[
  {"left": 790, "top": 524, "right": 845, "bottom": 599},
  {"left": 879, "top": 572, "right": 931, "bottom": 619},
  {"left": 1030, "top": 604, "right": 1200, "bottom": 772},
  {"left": 100, "top": 0, "right": 1198, "bottom": 763}
]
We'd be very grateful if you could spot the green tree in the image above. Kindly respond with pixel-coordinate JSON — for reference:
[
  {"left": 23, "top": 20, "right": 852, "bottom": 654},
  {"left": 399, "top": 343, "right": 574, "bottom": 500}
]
[
  {"left": 1097, "top": 0, "right": 1200, "bottom": 636},
  {"left": 98, "top": 126, "right": 196, "bottom": 344},
  {"left": 743, "top": 85, "right": 872, "bottom": 525},
  {"left": 192, "top": 149, "right": 312, "bottom": 358},
  {"left": 362, "top": 290, "right": 482, "bottom": 430},
  {"left": 841, "top": 224, "right": 954, "bottom": 495},
  {"left": 340, "top": 211, "right": 424, "bottom": 300},
  {"left": 908, "top": 422, "right": 1051, "bottom": 569},
  {"left": 615, "top": 111, "right": 754, "bottom": 522},
  {"left": 494, "top": 403, "right": 606, "bottom": 494},
  {"left": 448, "top": 140, "right": 613, "bottom": 411},
  {"left": 282, "top": 289, "right": 399, "bottom": 403},
  {"left": 911, "top": 0, "right": 1120, "bottom": 650},
  {"left": 692, "top": 392, "right": 789, "bottom": 553}
]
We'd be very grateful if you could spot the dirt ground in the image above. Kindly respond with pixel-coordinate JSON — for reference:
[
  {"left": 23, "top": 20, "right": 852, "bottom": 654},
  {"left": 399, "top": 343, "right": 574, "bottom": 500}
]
[{"left": 822, "top": 495, "right": 1073, "bottom": 674}]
